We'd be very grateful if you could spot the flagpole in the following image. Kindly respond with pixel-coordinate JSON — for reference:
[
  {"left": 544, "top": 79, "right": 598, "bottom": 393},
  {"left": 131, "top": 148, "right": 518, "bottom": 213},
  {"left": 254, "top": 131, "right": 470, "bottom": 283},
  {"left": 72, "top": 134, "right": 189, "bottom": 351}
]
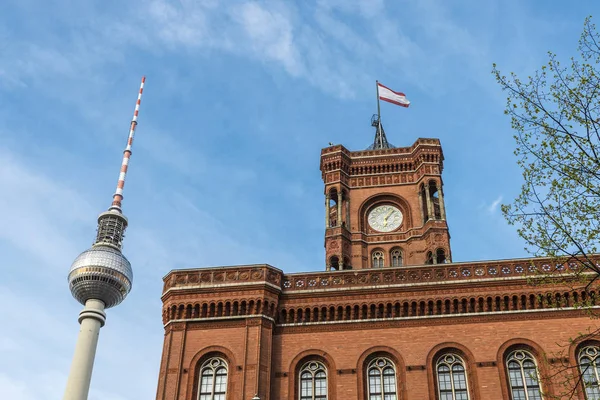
[
  {"left": 376, "top": 80, "right": 381, "bottom": 121},
  {"left": 376, "top": 80, "right": 382, "bottom": 147}
]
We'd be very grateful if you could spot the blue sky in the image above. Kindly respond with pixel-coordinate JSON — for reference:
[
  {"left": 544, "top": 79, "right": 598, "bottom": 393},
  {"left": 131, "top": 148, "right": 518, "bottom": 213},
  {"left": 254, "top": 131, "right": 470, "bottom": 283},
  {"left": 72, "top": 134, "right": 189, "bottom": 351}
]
[{"left": 1, "top": 0, "right": 598, "bottom": 398}]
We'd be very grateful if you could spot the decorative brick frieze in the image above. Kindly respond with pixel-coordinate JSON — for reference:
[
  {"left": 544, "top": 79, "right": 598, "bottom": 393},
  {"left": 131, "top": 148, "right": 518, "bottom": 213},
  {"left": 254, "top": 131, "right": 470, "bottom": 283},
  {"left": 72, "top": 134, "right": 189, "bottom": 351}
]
[
  {"left": 163, "top": 264, "right": 283, "bottom": 293},
  {"left": 281, "top": 257, "right": 597, "bottom": 292}
]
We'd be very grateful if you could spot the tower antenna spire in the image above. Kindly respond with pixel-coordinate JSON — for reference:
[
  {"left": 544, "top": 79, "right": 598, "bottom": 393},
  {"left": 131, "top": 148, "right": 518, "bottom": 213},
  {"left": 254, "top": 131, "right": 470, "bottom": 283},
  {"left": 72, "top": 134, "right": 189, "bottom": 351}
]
[{"left": 110, "top": 76, "right": 146, "bottom": 212}]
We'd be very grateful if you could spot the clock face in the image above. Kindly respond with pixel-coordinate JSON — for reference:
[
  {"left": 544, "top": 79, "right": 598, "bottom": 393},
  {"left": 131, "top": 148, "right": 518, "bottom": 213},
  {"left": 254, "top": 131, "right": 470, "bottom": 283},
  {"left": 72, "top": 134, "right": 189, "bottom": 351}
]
[{"left": 368, "top": 205, "right": 403, "bottom": 232}]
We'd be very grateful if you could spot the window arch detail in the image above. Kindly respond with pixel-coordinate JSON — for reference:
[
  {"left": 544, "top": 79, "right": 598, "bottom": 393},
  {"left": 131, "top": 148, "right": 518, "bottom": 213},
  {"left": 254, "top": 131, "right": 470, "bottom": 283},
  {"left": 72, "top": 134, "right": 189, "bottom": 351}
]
[
  {"left": 436, "top": 248, "right": 446, "bottom": 264},
  {"left": 579, "top": 344, "right": 600, "bottom": 399},
  {"left": 372, "top": 250, "right": 384, "bottom": 268},
  {"left": 391, "top": 248, "right": 403, "bottom": 267},
  {"left": 299, "top": 361, "right": 327, "bottom": 400},
  {"left": 198, "top": 357, "right": 228, "bottom": 400},
  {"left": 367, "top": 357, "right": 397, "bottom": 399},
  {"left": 425, "top": 251, "right": 434, "bottom": 265},
  {"left": 329, "top": 256, "right": 340, "bottom": 271},
  {"left": 505, "top": 350, "right": 542, "bottom": 400},
  {"left": 420, "top": 183, "right": 429, "bottom": 221},
  {"left": 436, "top": 353, "right": 469, "bottom": 400}
]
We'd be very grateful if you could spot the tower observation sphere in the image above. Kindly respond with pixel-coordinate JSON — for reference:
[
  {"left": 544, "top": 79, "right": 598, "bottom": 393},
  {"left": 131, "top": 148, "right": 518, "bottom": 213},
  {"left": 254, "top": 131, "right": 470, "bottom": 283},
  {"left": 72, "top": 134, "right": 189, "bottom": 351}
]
[{"left": 68, "top": 211, "right": 133, "bottom": 308}]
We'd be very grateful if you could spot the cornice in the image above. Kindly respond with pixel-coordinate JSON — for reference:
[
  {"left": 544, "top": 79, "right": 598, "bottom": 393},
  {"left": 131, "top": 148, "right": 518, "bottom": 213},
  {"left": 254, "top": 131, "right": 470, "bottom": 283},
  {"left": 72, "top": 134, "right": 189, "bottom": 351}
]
[{"left": 274, "top": 307, "right": 598, "bottom": 334}]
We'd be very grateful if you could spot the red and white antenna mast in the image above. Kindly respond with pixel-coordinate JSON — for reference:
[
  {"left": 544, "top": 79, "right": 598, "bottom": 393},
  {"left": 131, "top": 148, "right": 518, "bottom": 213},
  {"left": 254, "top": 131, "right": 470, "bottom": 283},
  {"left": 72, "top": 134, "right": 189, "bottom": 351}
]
[{"left": 110, "top": 76, "right": 146, "bottom": 212}]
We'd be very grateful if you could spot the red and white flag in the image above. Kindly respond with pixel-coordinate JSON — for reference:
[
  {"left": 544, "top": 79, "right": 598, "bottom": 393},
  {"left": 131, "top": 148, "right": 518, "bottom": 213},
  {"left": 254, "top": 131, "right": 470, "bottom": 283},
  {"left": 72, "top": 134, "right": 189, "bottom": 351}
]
[{"left": 378, "top": 82, "right": 410, "bottom": 107}]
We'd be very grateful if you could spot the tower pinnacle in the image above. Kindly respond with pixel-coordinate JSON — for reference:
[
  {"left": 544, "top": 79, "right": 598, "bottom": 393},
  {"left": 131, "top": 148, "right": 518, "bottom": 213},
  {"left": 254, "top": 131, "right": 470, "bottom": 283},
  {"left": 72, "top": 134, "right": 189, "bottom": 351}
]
[{"left": 367, "top": 114, "right": 394, "bottom": 150}]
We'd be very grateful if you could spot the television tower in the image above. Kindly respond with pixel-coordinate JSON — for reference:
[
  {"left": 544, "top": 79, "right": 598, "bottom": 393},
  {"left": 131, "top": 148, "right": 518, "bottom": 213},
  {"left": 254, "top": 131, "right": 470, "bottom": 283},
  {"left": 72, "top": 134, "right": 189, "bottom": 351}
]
[{"left": 63, "top": 77, "right": 146, "bottom": 400}]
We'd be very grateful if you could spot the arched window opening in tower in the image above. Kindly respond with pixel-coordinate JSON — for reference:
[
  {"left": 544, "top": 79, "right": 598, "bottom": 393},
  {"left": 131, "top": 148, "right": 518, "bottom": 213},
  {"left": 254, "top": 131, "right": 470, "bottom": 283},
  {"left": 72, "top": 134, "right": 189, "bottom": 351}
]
[
  {"left": 299, "top": 361, "right": 327, "bottom": 400},
  {"left": 425, "top": 251, "right": 434, "bottom": 265},
  {"left": 367, "top": 357, "right": 397, "bottom": 400},
  {"left": 328, "top": 189, "right": 338, "bottom": 228},
  {"left": 198, "top": 357, "right": 228, "bottom": 400},
  {"left": 436, "top": 249, "right": 447, "bottom": 264},
  {"left": 505, "top": 350, "right": 542, "bottom": 400},
  {"left": 420, "top": 183, "right": 430, "bottom": 222},
  {"left": 372, "top": 250, "right": 385, "bottom": 268},
  {"left": 436, "top": 353, "right": 469, "bottom": 400},
  {"left": 578, "top": 344, "right": 600, "bottom": 399},
  {"left": 391, "top": 248, "right": 403, "bottom": 267},
  {"left": 429, "top": 181, "right": 443, "bottom": 220},
  {"left": 329, "top": 256, "right": 340, "bottom": 271}
]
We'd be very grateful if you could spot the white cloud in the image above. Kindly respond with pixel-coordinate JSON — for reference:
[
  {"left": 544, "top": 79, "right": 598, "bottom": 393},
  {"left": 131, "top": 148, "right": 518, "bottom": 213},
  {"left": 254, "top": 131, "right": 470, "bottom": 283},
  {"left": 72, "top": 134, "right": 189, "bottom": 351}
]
[
  {"left": 109, "top": 0, "right": 487, "bottom": 99},
  {"left": 234, "top": 2, "right": 303, "bottom": 76},
  {"left": 0, "top": 147, "right": 94, "bottom": 269},
  {"left": 146, "top": 0, "right": 211, "bottom": 48},
  {"left": 0, "top": 0, "right": 492, "bottom": 102},
  {"left": 0, "top": 283, "right": 74, "bottom": 400},
  {"left": 488, "top": 195, "right": 503, "bottom": 214}
]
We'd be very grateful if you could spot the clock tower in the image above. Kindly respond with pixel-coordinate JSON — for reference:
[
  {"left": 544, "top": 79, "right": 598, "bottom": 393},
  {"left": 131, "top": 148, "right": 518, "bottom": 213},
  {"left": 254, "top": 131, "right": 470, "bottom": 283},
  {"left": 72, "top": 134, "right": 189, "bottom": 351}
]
[{"left": 320, "top": 118, "right": 451, "bottom": 270}]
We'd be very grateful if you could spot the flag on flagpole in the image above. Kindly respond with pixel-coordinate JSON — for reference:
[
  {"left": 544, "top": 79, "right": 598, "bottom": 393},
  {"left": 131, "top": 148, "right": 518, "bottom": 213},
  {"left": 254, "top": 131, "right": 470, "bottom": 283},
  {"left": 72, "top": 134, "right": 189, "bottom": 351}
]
[{"left": 377, "top": 82, "right": 410, "bottom": 108}]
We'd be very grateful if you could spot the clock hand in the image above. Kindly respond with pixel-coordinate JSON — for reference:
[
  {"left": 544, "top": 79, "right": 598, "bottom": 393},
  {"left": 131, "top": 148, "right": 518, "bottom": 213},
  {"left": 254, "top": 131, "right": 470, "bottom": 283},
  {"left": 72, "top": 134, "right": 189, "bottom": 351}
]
[{"left": 383, "top": 210, "right": 394, "bottom": 224}]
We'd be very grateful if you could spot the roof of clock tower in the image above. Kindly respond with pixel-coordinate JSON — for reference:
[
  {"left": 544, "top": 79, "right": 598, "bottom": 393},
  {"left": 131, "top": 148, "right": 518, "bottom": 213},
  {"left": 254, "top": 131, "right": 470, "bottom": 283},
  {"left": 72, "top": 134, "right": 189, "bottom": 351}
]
[{"left": 320, "top": 137, "right": 444, "bottom": 183}]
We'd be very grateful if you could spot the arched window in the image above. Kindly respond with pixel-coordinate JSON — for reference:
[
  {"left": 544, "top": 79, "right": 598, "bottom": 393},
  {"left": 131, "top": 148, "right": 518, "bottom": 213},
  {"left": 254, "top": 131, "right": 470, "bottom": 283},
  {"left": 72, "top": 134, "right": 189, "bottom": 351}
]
[
  {"left": 367, "top": 357, "right": 397, "bottom": 399},
  {"left": 391, "top": 248, "right": 403, "bottom": 267},
  {"left": 420, "top": 183, "right": 430, "bottom": 222},
  {"left": 300, "top": 361, "right": 327, "bottom": 400},
  {"left": 579, "top": 345, "right": 600, "bottom": 399},
  {"left": 329, "top": 256, "right": 339, "bottom": 271},
  {"left": 436, "top": 249, "right": 446, "bottom": 264},
  {"left": 431, "top": 181, "right": 442, "bottom": 219},
  {"left": 198, "top": 357, "right": 228, "bottom": 400},
  {"left": 436, "top": 354, "right": 469, "bottom": 399},
  {"left": 425, "top": 251, "right": 434, "bottom": 265},
  {"left": 372, "top": 250, "right": 385, "bottom": 268},
  {"left": 328, "top": 189, "right": 338, "bottom": 228},
  {"left": 505, "top": 350, "right": 542, "bottom": 400}
]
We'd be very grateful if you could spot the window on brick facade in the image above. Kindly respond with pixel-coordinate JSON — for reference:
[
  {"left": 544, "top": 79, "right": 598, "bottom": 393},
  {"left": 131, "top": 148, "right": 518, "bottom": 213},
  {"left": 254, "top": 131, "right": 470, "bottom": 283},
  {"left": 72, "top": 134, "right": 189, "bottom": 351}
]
[
  {"left": 425, "top": 251, "right": 434, "bottom": 265},
  {"left": 436, "top": 249, "right": 446, "bottom": 264},
  {"left": 579, "top": 345, "right": 600, "bottom": 399},
  {"left": 420, "top": 183, "right": 430, "bottom": 222},
  {"left": 391, "top": 248, "right": 403, "bottom": 267},
  {"left": 299, "top": 361, "right": 327, "bottom": 400},
  {"left": 436, "top": 354, "right": 469, "bottom": 400},
  {"left": 367, "top": 357, "right": 397, "bottom": 400},
  {"left": 329, "top": 256, "right": 340, "bottom": 271},
  {"left": 505, "top": 350, "right": 542, "bottom": 400},
  {"left": 198, "top": 357, "right": 228, "bottom": 400},
  {"left": 372, "top": 250, "right": 384, "bottom": 268}
]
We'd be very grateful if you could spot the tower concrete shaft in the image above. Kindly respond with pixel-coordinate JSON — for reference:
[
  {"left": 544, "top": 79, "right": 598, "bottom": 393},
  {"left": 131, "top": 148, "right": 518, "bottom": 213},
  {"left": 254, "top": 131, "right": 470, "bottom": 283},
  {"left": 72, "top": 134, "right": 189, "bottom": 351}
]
[{"left": 63, "top": 299, "right": 106, "bottom": 400}]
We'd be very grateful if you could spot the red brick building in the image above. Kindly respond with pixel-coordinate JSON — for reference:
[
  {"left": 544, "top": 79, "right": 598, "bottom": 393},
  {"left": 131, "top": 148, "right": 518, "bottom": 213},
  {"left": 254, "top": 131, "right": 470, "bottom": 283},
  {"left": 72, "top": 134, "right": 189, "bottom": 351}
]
[{"left": 156, "top": 135, "right": 600, "bottom": 400}]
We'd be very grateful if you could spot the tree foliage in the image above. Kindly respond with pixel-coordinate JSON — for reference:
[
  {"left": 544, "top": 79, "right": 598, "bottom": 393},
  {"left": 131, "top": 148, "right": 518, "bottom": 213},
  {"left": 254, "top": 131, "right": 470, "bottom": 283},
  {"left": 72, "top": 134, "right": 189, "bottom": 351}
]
[{"left": 493, "top": 16, "right": 600, "bottom": 280}]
